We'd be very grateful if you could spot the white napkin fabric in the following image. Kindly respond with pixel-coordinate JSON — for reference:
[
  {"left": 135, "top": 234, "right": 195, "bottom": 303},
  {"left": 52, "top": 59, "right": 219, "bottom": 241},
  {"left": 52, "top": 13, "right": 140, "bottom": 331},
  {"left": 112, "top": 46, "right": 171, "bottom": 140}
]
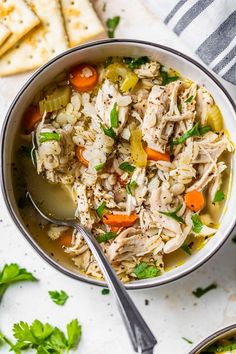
[{"left": 143, "top": 0, "right": 236, "bottom": 85}]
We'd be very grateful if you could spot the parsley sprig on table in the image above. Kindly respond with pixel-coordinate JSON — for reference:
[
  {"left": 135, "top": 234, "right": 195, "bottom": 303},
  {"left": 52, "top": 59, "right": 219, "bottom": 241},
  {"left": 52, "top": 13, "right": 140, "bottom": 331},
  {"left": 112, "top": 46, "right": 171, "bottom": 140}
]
[
  {"left": 49, "top": 290, "right": 69, "bottom": 306},
  {"left": 0, "top": 264, "right": 37, "bottom": 302},
  {"left": 1, "top": 319, "right": 81, "bottom": 353},
  {"left": 106, "top": 16, "right": 120, "bottom": 38}
]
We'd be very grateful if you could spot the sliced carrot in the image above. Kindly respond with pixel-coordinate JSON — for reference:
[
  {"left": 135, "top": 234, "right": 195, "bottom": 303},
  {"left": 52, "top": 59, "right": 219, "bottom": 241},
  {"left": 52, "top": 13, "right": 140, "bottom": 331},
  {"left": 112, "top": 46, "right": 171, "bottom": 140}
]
[
  {"left": 144, "top": 147, "right": 170, "bottom": 162},
  {"left": 75, "top": 146, "right": 89, "bottom": 167},
  {"left": 24, "top": 106, "right": 42, "bottom": 134},
  {"left": 110, "top": 226, "right": 120, "bottom": 232},
  {"left": 57, "top": 229, "right": 73, "bottom": 247},
  {"left": 102, "top": 213, "right": 138, "bottom": 227},
  {"left": 69, "top": 63, "right": 98, "bottom": 92},
  {"left": 184, "top": 190, "right": 205, "bottom": 212}
]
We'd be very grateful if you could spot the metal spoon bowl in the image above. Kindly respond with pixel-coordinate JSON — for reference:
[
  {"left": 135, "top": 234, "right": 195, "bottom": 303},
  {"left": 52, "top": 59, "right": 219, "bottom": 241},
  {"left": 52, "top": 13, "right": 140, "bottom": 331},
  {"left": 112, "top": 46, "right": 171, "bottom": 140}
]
[{"left": 27, "top": 191, "right": 157, "bottom": 354}]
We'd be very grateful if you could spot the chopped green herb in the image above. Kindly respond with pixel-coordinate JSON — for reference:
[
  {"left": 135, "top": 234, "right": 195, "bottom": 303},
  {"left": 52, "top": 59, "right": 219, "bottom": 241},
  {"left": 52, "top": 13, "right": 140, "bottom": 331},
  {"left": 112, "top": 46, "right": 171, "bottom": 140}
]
[
  {"left": 0, "top": 264, "right": 37, "bottom": 302},
  {"left": 101, "top": 124, "right": 116, "bottom": 140},
  {"left": 178, "top": 103, "right": 182, "bottom": 112},
  {"left": 39, "top": 132, "right": 61, "bottom": 143},
  {"left": 160, "top": 65, "right": 179, "bottom": 85},
  {"left": 106, "top": 16, "right": 120, "bottom": 38},
  {"left": 159, "top": 204, "right": 186, "bottom": 224},
  {"left": 95, "top": 163, "right": 104, "bottom": 172},
  {"left": 101, "top": 288, "right": 110, "bottom": 295},
  {"left": 184, "top": 95, "right": 193, "bottom": 103},
  {"left": 213, "top": 190, "right": 225, "bottom": 203},
  {"left": 123, "top": 56, "right": 149, "bottom": 69},
  {"left": 182, "top": 337, "right": 193, "bottom": 344},
  {"left": 192, "top": 283, "right": 217, "bottom": 298},
  {"left": 96, "top": 232, "right": 117, "bottom": 243},
  {"left": 119, "top": 162, "right": 135, "bottom": 172},
  {"left": 96, "top": 202, "right": 106, "bottom": 219},
  {"left": 134, "top": 262, "right": 161, "bottom": 279},
  {"left": 110, "top": 102, "right": 118, "bottom": 128},
  {"left": 126, "top": 180, "right": 138, "bottom": 195},
  {"left": 49, "top": 290, "right": 69, "bottom": 306},
  {"left": 181, "top": 244, "right": 192, "bottom": 255},
  {"left": 172, "top": 123, "right": 211, "bottom": 146},
  {"left": 232, "top": 235, "right": 236, "bottom": 243},
  {"left": 8, "top": 319, "right": 81, "bottom": 353},
  {"left": 191, "top": 213, "right": 203, "bottom": 233}
]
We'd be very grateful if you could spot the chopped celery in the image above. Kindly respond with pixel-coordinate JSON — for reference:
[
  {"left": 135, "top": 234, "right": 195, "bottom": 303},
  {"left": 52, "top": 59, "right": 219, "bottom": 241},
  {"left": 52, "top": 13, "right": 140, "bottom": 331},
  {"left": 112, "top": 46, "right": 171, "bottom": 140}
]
[
  {"left": 207, "top": 104, "right": 223, "bottom": 131},
  {"left": 130, "top": 129, "right": 147, "bottom": 167},
  {"left": 105, "top": 63, "right": 139, "bottom": 92},
  {"left": 39, "top": 86, "right": 71, "bottom": 114}
]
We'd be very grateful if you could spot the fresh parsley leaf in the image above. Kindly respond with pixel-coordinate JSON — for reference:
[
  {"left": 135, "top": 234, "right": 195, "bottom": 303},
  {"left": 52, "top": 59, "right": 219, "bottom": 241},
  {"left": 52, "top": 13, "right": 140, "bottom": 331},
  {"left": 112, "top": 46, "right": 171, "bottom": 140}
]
[
  {"left": 184, "top": 95, "right": 193, "bottom": 103},
  {"left": 96, "top": 232, "right": 117, "bottom": 243},
  {"left": 126, "top": 180, "right": 138, "bottom": 195},
  {"left": 119, "top": 162, "right": 135, "bottom": 172},
  {"left": 232, "top": 235, "right": 236, "bottom": 243},
  {"left": 134, "top": 262, "right": 161, "bottom": 279},
  {"left": 11, "top": 319, "right": 81, "bottom": 353},
  {"left": 192, "top": 283, "right": 217, "bottom": 298},
  {"left": 159, "top": 204, "right": 186, "bottom": 224},
  {"left": 66, "top": 319, "right": 81, "bottom": 350},
  {"left": 49, "top": 290, "right": 68, "bottom": 306},
  {"left": 110, "top": 102, "right": 118, "bottom": 128},
  {"left": 0, "top": 264, "right": 37, "bottom": 302},
  {"left": 181, "top": 244, "right": 192, "bottom": 255},
  {"left": 182, "top": 337, "right": 193, "bottom": 344},
  {"left": 96, "top": 202, "right": 106, "bottom": 219},
  {"left": 123, "top": 56, "right": 149, "bottom": 69},
  {"left": 95, "top": 163, "right": 104, "bottom": 171},
  {"left": 101, "top": 124, "right": 116, "bottom": 139},
  {"left": 172, "top": 123, "right": 211, "bottom": 146},
  {"left": 101, "top": 288, "right": 110, "bottom": 295},
  {"left": 106, "top": 16, "right": 120, "bottom": 38},
  {"left": 160, "top": 65, "right": 179, "bottom": 85},
  {"left": 13, "top": 321, "right": 37, "bottom": 345},
  {"left": 191, "top": 213, "right": 203, "bottom": 233},
  {"left": 39, "top": 132, "right": 60, "bottom": 143},
  {"left": 213, "top": 190, "right": 225, "bottom": 203},
  {"left": 47, "top": 327, "right": 67, "bottom": 350},
  {"left": 31, "top": 320, "right": 53, "bottom": 342}
]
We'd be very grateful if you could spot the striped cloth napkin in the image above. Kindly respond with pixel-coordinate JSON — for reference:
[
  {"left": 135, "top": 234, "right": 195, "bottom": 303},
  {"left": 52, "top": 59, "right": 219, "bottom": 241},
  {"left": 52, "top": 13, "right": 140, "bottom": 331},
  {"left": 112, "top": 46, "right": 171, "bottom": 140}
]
[{"left": 143, "top": 0, "right": 236, "bottom": 85}]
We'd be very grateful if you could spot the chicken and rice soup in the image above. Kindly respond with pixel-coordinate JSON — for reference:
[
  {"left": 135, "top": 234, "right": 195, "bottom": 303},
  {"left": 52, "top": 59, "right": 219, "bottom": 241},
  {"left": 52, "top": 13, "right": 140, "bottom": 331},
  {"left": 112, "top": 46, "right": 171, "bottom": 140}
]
[{"left": 16, "top": 56, "right": 234, "bottom": 282}]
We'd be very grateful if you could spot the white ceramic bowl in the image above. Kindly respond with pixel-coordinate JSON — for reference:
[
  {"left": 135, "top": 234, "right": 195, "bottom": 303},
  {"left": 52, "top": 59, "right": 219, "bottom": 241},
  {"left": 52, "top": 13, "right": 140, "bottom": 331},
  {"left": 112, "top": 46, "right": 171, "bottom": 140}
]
[
  {"left": 1, "top": 39, "right": 236, "bottom": 289},
  {"left": 189, "top": 324, "right": 236, "bottom": 353}
]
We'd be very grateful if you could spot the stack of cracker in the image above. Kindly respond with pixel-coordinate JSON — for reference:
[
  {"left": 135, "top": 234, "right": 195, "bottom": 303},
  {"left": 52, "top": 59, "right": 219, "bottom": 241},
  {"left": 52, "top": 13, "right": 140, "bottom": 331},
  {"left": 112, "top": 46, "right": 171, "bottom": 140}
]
[{"left": 0, "top": 0, "right": 105, "bottom": 76}]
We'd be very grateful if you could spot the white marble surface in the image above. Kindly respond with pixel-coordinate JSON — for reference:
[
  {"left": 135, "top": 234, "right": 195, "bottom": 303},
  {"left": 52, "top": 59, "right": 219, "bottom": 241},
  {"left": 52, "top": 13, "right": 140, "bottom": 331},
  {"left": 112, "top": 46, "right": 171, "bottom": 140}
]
[{"left": 0, "top": 1, "right": 236, "bottom": 353}]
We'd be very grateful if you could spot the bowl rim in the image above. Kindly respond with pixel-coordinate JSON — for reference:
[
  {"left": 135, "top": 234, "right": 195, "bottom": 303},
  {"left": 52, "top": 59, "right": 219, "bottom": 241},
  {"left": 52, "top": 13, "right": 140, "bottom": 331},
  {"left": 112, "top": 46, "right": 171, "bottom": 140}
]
[
  {"left": 1, "top": 38, "right": 236, "bottom": 290},
  {"left": 189, "top": 323, "right": 236, "bottom": 353}
]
